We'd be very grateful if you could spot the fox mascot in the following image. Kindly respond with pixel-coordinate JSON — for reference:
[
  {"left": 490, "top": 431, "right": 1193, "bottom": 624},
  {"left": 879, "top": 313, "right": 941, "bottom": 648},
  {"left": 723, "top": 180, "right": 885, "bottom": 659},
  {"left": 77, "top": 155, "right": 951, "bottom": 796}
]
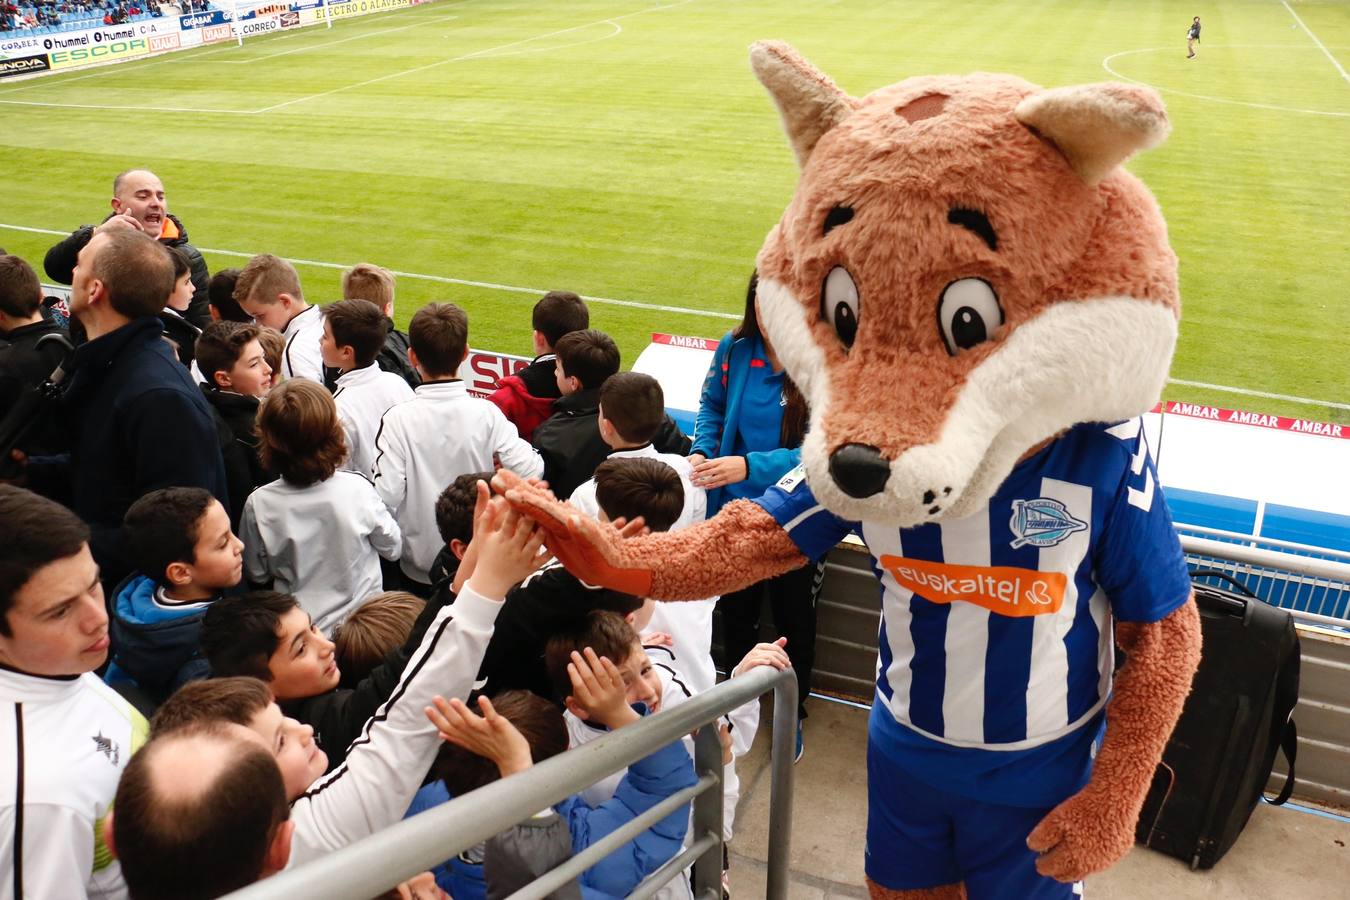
[{"left": 499, "top": 42, "right": 1203, "bottom": 899}]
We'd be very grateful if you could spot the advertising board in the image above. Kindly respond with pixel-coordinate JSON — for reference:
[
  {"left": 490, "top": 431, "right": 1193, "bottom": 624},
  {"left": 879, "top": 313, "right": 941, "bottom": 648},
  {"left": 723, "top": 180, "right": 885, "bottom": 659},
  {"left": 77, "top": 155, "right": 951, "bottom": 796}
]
[
  {"left": 179, "top": 10, "right": 230, "bottom": 30},
  {"left": 46, "top": 35, "right": 149, "bottom": 69},
  {"left": 0, "top": 34, "right": 45, "bottom": 57},
  {"left": 458, "top": 350, "right": 531, "bottom": 398},
  {"left": 0, "top": 53, "right": 49, "bottom": 77}
]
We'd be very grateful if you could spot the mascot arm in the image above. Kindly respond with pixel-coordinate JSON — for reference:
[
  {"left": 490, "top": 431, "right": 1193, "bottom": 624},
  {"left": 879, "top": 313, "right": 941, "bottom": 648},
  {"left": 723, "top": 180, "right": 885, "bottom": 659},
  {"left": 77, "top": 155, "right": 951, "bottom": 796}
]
[
  {"left": 496, "top": 469, "right": 808, "bottom": 600},
  {"left": 1027, "top": 595, "right": 1202, "bottom": 882}
]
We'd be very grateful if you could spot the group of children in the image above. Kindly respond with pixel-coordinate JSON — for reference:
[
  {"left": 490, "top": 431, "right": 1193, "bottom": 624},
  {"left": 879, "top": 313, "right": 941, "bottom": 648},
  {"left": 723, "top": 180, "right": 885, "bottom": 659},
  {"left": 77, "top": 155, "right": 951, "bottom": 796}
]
[{"left": 0, "top": 243, "right": 789, "bottom": 900}]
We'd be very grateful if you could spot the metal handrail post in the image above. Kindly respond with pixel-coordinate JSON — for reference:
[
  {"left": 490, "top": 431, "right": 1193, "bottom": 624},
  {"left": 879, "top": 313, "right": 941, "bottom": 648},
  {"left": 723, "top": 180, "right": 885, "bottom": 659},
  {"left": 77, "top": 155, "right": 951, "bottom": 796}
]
[
  {"left": 690, "top": 723, "right": 726, "bottom": 898},
  {"left": 767, "top": 673, "right": 799, "bottom": 900}
]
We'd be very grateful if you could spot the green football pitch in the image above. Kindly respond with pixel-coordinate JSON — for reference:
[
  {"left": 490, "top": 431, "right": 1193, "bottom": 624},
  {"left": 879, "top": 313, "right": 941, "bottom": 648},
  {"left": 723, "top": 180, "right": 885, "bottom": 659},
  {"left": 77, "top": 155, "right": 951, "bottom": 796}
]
[{"left": 2, "top": 0, "right": 1347, "bottom": 422}]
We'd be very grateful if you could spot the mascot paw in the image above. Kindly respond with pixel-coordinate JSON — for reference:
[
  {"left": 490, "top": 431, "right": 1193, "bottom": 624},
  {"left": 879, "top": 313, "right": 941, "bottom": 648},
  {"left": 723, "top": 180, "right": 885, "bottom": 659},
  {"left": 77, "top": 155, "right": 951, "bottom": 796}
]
[
  {"left": 1026, "top": 787, "right": 1134, "bottom": 882},
  {"left": 492, "top": 469, "right": 655, "bottom": 597},
  {"left": 866, "top": 878, "right": 966, "bottom": 899}
]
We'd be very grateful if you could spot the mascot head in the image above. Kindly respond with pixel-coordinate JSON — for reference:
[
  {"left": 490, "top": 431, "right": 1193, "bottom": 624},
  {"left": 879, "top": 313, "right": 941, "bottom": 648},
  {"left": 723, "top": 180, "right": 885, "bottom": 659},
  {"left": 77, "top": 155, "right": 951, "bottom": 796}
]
[{"left": 750, "top": 41, "right": 1180, "bottom": 527}]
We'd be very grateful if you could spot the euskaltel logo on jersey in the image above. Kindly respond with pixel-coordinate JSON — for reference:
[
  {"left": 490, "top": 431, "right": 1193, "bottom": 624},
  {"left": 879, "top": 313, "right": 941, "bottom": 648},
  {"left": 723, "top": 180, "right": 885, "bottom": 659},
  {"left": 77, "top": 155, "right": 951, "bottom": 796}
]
[{"left": 879, "top": 556, "right": 1067, "bottom": 617}]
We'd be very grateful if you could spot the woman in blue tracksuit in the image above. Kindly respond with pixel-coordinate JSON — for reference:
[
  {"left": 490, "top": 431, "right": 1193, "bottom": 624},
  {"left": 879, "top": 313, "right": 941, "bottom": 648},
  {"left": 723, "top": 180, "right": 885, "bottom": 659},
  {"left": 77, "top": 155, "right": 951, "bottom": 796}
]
[{"left": 689, "top": 272, "right": 819, "bottom": 759}]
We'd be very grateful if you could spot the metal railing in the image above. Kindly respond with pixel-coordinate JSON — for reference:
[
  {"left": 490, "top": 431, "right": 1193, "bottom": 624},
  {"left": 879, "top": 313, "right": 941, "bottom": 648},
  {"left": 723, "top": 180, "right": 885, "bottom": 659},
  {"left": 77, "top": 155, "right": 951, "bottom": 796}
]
[
  {"left": 228, "top": 665, "right": 799, "bottom": 900},
  {"left": 1178, "top": 529, "right": 1350, "bottom": 626}
]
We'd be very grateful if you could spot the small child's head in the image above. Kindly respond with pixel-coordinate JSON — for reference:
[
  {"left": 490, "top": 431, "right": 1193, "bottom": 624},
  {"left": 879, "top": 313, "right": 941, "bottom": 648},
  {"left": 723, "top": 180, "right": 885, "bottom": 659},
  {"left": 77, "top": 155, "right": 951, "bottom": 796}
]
[
  {"left": 200, "top": 590, "right": 340, "bottom": 701},
  {"left": 0, "top": 254, "right": 42, "bottom": 323},
  {"left": 597, "top": 372, "right": 665, "bottom": 450},
  {"left": 196, "top": 321, "right": 271, "bottom": 398},
  {"left": 593, "top": 457, "right": 684, "bottom": 533},
  {"left": 332, "top": 591, "right": 424, "bottom": 686},
  {"left": 434, "top": 471, "right": 492, "bottom": 560},
  {"left": 531, "top": 290, "right": 589, "bottom": 354},
  {"left": 407, "top": 302, "right": 468, "bottom": 380},
  {"left": 545, "top": 611, "right": 662, "bottom": 715},
  {"left": 207, "top": 268, "right": 249, "bottom": 323},
  {"left": 256, "top": 378, "right": 347, "bottom": 486},
  {"left": 432, "top": 691, "right": 567, "bottom": 796},
  {"left": 234, "top": 253, "right": 305, "bottom": 333},
  {"left": 151, "top": 676, "right": 328, "bottom": 800},
  {"left": 255, "top": 326, "right": 285, "bottom": 387},
  {"left": 320, "top": 298, "right": 387, "bottom": 373},
  {"left": 165, "top": 246, "right": 194, "bottom": 313},
  {"left": 123, "top": 488, "right": 242, "bottom": 597},
  {"left": 341, "top": 263, "right": 395, "bottom": 319},
  {"left": 553, "top": 329, "right": 619, "bottom": 396}
]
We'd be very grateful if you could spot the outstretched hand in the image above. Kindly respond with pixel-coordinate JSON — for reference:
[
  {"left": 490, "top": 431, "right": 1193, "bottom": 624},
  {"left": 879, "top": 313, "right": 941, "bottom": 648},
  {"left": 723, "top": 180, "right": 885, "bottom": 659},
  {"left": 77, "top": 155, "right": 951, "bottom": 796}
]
[
  {"left": 425, "top": 695, "right": 533, "bottom": 778},
  {"left": 568, "top": 647, "right": 640, "bottom": 730},
  {"left": 463, "top": 496, "right": 549, "bottom": 600},
  {"left": 734, "top": 637, "right": 791, "bottom": 676}
]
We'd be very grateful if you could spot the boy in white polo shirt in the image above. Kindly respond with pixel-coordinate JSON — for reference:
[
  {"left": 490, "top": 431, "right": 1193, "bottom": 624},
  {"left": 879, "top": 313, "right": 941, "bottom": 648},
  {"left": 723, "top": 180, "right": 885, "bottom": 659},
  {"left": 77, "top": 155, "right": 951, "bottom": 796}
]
[
  {"left": 233, "top": 253, "right": 325, "bottom": 383},
  {"left": 373, "top": 302, "right": 542, "bottom": 590},
  {"left": 322, "top": 299, "right": 414, "bottom": 476},
  {"left": 0, "top": 485, "right": 148, "bottom": 900}
]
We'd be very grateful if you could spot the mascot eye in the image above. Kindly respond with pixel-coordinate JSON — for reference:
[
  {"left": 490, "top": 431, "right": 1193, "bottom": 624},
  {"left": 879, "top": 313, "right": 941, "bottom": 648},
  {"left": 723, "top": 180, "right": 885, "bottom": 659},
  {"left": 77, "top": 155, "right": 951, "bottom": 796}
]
[
  {"left": 938, "top": 278, "right": 1003, "bottom": 355},
  {"left": 821, "top": 266, "right": 861, "bottom": 350}
]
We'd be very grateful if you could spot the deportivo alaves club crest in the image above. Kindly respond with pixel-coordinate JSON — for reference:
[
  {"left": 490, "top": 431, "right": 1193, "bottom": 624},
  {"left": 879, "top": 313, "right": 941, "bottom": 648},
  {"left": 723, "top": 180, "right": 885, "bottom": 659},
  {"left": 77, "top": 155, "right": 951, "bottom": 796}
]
[{"left": 1009, "top": 499, "right": 1087, "bottom": 549}]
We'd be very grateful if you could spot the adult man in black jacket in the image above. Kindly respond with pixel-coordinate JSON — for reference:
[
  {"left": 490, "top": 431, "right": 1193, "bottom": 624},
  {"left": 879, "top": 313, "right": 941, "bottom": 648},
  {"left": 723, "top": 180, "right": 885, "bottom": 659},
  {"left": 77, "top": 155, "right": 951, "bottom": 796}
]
[
  {"left": 0, "top": 254, "right": 70, "bottom": 458},
  {"left": 24, "top": 230, "right": 228, "bottom": 587},
  {"left": 44, "top": 169, "right": 211, "bottom": 327}
]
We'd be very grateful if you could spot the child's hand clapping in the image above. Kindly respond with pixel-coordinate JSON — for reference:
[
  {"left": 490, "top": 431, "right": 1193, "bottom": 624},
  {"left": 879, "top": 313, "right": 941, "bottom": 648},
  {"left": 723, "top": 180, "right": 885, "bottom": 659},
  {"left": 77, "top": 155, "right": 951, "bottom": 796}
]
[
  {"left": 733, "top": 636, "right": 791, "bottom": 677},
  {"left": 463, "top": 497, "right": 549, "bottom": 600},
  {"left": 568, "top": 647, "right": 640, "bottom": 730},
  {"left": 425, "top": 695, "right": 533, "bottom": 778}
]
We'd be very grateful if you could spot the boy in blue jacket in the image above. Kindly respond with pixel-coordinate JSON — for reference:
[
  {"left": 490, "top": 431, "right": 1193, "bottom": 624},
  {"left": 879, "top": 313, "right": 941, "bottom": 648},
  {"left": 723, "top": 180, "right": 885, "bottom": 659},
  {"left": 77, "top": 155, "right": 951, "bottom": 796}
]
[
  {"left": 420, "top": 647, "right": 696, "bottom": 899},
  {"left": 105, "top": 487, "right": 244, "bottom": 708}
]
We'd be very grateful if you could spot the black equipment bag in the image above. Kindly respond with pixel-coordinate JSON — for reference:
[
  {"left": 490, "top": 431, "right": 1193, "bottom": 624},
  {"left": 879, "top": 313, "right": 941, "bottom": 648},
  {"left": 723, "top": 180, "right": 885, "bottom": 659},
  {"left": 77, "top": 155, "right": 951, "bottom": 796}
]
[{"left": 1134, "top": 572, "right": 1300, "bottom": 869}]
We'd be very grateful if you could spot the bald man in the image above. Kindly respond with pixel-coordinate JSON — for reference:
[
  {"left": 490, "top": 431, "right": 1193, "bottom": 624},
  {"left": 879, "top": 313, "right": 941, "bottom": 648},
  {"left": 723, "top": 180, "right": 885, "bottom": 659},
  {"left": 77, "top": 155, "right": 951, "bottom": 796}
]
[
  {"left": 107, "top": 722, "right": 293, "bottom": 900},
  {"left": 45, "top": 169, "right": 211, "bottom": 327}
]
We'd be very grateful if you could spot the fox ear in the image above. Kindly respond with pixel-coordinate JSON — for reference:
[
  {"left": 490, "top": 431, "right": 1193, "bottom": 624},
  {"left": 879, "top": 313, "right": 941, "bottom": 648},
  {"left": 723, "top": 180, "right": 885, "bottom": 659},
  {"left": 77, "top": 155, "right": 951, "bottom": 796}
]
[
  {"left": 1015, "top": 83, "right": 1170, "bottom": 185},
  {"left": 751, "top": 40, "right": 858, "bottom": 168}
]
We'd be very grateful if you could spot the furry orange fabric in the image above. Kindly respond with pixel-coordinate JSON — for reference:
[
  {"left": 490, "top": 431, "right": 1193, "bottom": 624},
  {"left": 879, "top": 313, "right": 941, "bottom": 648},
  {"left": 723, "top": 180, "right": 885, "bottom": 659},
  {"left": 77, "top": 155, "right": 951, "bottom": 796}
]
[
  {"left": 1027, "top": 599, "right": 1203, "bottom": 880},
  {"left": 496, "top": 470, "right": 804, "bottom": 599}
]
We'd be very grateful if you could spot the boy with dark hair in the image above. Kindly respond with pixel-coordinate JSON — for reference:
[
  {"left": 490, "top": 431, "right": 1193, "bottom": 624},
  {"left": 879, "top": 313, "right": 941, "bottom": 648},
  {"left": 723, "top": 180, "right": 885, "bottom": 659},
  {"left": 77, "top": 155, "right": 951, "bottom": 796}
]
[
  {"left": 159, "top": 245, "right": 202, "bottom": 369},
  {"left": 234, "top": 253, "right": 323, "bottom": 383},
  {"left": 105, "top": 487, "right": 243, "bottom": 707},
  {"left": 196, "top": 320, "right": 274, "bottom": 524},
  {"left": 419, "top": 662, "right": 697, "bottom": 900},
  {"left": 429, "top": 470, "right": 494, "bottom": 587},
  {"left": 207, "top": 268, "right": 251, "bottom": 323},
  {"left": 108, "top": 722, "right": 293, "bottom": 900},
  {"left": 534, "top": 330, "right": 690, "bottom": 499},
  {"left": 202, "top": 586, "right": 452, "bottom": 769},
  {"left": 473, "top": 456, "right": 686, "bottom": 699},
  {"left": 487, "top": 290, "right": 589, "bottom": 441},
  {"left": 322, "top": 298, "right": 414, "bottom": 475},
  {"left": 374, "top": 303, "right": 541, "bottom": 588},
  {"left": 0, "top": 253, "right": 70, "bottom": 459},
  {"left": 342, "top": 262, "right": 419, "bottom": 388},
  {"left": 0, "top": 484, "right": 147, "bottom": 900}
]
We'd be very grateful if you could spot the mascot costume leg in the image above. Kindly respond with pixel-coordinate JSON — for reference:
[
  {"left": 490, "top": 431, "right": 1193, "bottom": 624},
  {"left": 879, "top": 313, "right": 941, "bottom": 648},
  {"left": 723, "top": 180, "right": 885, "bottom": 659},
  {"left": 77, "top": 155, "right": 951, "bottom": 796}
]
[{"left": 500, "top": 41, "right": 1202, "bottom": 900}]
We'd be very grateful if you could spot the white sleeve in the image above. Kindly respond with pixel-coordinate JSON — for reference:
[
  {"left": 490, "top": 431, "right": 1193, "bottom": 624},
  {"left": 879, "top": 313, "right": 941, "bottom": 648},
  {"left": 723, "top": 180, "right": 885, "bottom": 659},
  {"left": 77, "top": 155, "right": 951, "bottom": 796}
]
[
  {"left": 2, "top": 803, "right": 101, "bottom": 900},
  {"left": 283, "top": 329, "right": 325, "bottom": 384},
  {"left": 568, "top": 480, "right": 601, "bottom": 519},
  {"left": 726, "top": 669, "right": 762, "bottom": 760},
  {"left": 363, "top": 481, "right": 402, "bottom": 561},
  {"left": 240, "top": 495, "right": 269, "bottom": 584},
  {"left": 285, "top": 586, "right": 504, "bottom": 865},
  {"left": 491, "top": 408, "right": 544, "bottom": 479},
  {"left": 371, "top": 415, "right": 407, "bottom": 515},
  {"left": 336, "top": 407, "right": 360, "bottom": 474}
]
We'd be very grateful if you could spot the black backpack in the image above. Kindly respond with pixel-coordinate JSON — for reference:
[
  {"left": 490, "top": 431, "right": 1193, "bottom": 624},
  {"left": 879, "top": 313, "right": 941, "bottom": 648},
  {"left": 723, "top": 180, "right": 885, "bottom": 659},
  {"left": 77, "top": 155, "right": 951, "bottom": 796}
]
[{"left": 1134, "top": 572, "right": 1300, "bottom": 869}]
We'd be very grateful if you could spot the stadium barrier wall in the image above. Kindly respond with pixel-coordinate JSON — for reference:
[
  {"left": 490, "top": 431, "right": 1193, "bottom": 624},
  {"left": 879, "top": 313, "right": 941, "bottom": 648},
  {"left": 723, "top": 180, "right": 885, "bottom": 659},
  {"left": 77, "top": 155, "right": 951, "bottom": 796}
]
[{"left": 0, "top": 0, "right": 433, "bottom": 78}]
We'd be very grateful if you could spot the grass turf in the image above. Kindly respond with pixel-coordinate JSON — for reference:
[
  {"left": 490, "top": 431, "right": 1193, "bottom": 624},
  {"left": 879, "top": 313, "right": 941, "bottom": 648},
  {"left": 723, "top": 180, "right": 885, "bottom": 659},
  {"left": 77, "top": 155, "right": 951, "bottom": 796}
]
[{"left": 1, "top": 0, "right": 1346, "bottom": 422}]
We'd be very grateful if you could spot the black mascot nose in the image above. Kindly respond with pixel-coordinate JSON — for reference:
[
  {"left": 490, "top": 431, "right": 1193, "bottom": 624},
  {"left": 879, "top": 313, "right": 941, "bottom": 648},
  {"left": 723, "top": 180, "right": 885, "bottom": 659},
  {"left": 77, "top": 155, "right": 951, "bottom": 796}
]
[{"left": 829, "top": 443, "right": 891, "bottom": 498}]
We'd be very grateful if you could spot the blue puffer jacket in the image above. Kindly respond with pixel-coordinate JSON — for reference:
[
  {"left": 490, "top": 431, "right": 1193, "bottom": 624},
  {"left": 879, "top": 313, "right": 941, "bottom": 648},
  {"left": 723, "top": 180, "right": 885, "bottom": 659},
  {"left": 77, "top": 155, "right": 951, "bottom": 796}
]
[
  {"left": 690, "top": 331, "right": 802, "bottom": 516},
  {"left": 408, "top": 721, "right": 696, "bottom": 899},
  {"left": 104, "top": 573, "right": 213, "bottom": 705}
]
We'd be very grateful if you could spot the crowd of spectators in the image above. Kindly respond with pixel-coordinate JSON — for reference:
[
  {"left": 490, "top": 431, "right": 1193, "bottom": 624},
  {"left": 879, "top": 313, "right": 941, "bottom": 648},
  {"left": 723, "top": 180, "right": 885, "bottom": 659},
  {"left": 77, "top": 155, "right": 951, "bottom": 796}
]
[
  {"left": 0, "top": 167, "right": 813, "bottom": 899},
  {"left": 1, "top": 0, "right": 190, "bottom": 32}
]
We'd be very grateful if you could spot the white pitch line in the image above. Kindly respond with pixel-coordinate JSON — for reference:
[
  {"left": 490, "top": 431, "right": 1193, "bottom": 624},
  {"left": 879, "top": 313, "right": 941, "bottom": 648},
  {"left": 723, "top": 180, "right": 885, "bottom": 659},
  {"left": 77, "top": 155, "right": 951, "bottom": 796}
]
[
  {"left": 0, "top": 222, "right": 738, "bottom": 321},
  {"left": 218, "top": 12, "right": 460, "bottom": 64},
  {"left": 1282, "top": 0, "right": 1350, "bottom": 84},
  {"left": 0, "top": 98, "right": 249, "bottom": 113},
  {"left": 253, "top": 0, "right": 695, "bottom": 113},
  {"left": 1167, "top": 379, "right": 1350, "bottom": 412}
]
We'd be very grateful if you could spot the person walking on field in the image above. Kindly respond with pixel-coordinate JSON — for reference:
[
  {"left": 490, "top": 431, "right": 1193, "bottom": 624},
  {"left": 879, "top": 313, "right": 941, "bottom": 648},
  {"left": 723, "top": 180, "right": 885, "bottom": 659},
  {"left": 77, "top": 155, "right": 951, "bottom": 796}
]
[{"left": 1187, "top": 16, "right": 1201, "bottom": 59}]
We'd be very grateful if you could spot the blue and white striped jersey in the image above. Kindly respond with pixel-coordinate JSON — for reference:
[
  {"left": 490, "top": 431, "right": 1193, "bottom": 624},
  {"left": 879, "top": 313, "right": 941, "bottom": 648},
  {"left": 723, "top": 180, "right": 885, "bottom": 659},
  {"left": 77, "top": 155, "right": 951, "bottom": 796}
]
[{"left": 755, "top": 419, "right": 1191, "bottom": 805}]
